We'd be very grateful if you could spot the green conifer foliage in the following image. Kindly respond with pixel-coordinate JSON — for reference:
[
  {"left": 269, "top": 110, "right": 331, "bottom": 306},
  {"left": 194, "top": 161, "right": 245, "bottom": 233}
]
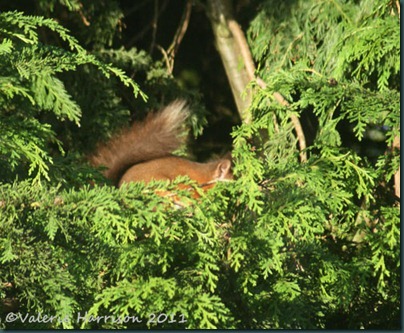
[
  {"left": 0, "top": 10, "right": 144, "bottom": 184},
  {"left": 0, "top": 0, "right": 400, "bottom": 329}
]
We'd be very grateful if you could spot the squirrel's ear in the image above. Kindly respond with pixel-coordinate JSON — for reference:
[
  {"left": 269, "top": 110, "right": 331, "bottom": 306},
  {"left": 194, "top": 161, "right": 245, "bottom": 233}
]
[{"left": 214, "top": 159, "right": 233, "bottom": 180}]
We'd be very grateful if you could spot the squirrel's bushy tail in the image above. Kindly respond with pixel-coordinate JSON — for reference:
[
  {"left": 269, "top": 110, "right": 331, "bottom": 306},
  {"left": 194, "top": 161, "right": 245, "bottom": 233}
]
[{"left": 89, "top": 99, "right": 189, "bottom": 183}]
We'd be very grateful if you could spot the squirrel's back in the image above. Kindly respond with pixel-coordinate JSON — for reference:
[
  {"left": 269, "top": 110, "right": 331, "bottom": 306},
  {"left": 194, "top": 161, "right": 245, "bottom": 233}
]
[{"left": 89, "top": 100, "right": 189, "bottom": 184}]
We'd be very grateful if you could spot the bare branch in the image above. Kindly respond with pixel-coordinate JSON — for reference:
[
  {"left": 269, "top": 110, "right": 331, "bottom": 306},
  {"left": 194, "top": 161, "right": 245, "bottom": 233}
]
[
  {"left": 207, "top": 0, "right": 253, "bottom": 123},
  {"left": 78, "top": 5, "right": 90, "bottom": 26},
  {"left": 167, "top": 0, "right": 193, "bottom": 60},
  {"left": 149, "top": 0, "right": 159, "bottom": 53},
  {"left": 393, "top": 134, "right": 400, "bottom": 198},
  {"left": 227, "top": 19, "right": 255, "bottom": 81},
  {"left": 156, "top": 0, "right": 193, "bottom": 74},
  {"left": 125, "top": 0, "right": 169, "bottom": 48},
  {"left": 395, "top": 0, "right": 400, "bottom": 18},
  {"left": 156, "top": 44, "right": 173, "bottom": 73}
]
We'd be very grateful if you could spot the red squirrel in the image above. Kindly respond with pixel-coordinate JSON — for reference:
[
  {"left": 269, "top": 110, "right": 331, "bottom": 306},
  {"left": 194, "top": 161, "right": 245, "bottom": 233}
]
[{"left": 89, "top": 100, "right": 233, "bottom": 194}]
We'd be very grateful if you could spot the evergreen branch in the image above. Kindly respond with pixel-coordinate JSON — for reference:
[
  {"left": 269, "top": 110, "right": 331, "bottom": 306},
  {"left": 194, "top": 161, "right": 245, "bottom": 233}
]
[
  {"left": 32, "top": 74, "right": 82, "bottom": 124},
  {"left": 0, "top": 76, "right": 35, "bottom": 104},
  {"left": 329, "top": 0, "right": 353, "bottom": 24},
  {"left": 0, "top": 38, "right": 13, "bottom": 54},
  {"left": 227, "top": 19, "right": 307, "bottom": 162},
  {"left": 205, "top": 2, "right": 309, "bottom": 162}
]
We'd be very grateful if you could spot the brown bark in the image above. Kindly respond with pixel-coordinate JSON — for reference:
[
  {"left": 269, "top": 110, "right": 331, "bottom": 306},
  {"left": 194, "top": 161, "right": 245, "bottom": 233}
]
[
  {"left": 206, "top": 0, "right": 307, "bottom": 162},
  {"left": 206, "top": 0, "right": 253, "bottom": 124},
  {"left": 393, "top": 134, "right": 400, "bottom": 198}
]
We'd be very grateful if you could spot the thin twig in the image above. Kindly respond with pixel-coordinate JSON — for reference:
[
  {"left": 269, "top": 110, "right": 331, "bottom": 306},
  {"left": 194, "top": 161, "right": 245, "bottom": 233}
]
[
  {"left": 227, "top": 19, "right": 307, "bottom": 162},
  {"left": 78, "top": 8, "right": 90, "bottom": 26},
  {"left": 165, "top": 0, "right": 193, "bottom": 72},
  {"left": 273, "top": 92, "right": 307, "bottom": 163},
  {"left": 393, "top": 134, "right": 400, "bottom": 198},
  {"left": 156, "top": 44, "right": 172, "bottom": 73},
  {"left": 125, "top": 0, "right": 153, "bottom": 18},
  {"left": 125, "top": 0, "right": 169, "bottom": 48},
  {"left": 395, "top": 0, "right": 400, "bottom": 18},
  {"left": 149, "top": 0, "right": 159, "bottom": 53}
]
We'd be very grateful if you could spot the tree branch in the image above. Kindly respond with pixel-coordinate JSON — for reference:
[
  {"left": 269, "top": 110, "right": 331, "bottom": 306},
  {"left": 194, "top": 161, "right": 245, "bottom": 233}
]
[
  {"left": 159, "top": 0, "right": 193, "bottom": 74},
  {"left": 125, "top": 0, "right": 169, "bottom": 48},
  {"left": 207, "top": 0, "right": 253, "bottom": 124},
  {"left": 209, "top": 2, "right": 307, "bottom": 162},
  {"left": 167, "top": 0, "right": 193, "bottom": 61},
  {"left": 393, "top": 134, "right": 400, "bottom": 198},
  {"left": 149, "top": 0, "right": 159, "bottom": 54}
]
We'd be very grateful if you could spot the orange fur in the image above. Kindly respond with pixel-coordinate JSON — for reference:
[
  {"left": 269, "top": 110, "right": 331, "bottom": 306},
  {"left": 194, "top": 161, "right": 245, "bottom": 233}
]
[{"left": 89, "top": 100, "right": 233, "bottom": 192}]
